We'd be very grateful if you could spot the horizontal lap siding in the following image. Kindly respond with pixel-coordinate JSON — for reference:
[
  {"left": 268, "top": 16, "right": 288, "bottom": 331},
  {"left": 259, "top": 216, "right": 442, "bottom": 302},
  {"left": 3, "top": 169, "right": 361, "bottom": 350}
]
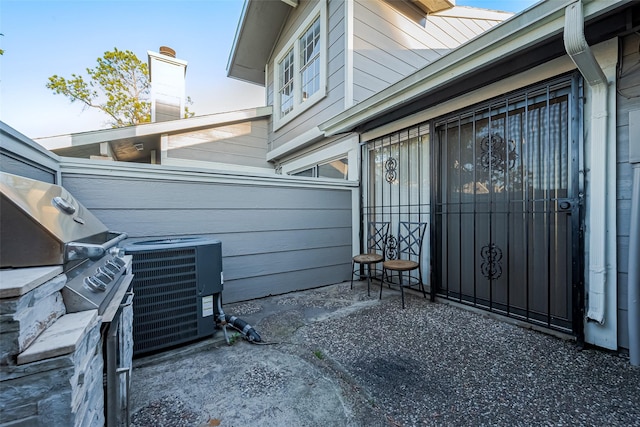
[
  {"left": 352, "top": 1, "right": 503, "bottom": 103},
  {"left": 166, "top": 119, "right": 270, "bottom": 168},
  {"left": 616, "top": 34, "right": 640, "bottom": 349},
  {"left": 60, "top": 171, "right": 353, "bottom": 303}
]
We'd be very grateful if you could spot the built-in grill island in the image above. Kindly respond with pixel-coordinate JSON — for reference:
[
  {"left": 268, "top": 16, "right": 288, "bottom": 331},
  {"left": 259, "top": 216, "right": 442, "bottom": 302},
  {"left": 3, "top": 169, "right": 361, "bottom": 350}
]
[{"left": 0, "top": 171, "right": 134, "bottom": 427}]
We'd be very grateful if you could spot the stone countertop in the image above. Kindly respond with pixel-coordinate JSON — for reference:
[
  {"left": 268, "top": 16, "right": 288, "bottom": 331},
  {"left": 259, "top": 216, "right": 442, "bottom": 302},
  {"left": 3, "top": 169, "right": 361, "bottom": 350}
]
[
  {"left": 17, "top": 310, "right": 98, "bottom": 365},
  {"left": 0, "top": 266, "right": 64, "bottom": 299}
]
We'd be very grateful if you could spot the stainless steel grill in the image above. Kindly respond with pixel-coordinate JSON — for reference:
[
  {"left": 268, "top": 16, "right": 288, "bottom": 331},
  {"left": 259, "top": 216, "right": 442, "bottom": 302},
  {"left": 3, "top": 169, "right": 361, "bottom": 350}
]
[
  {"left": 0, "top": 171, "right": 133, "bottom": 427},
  {"left": 0, "top": 172, "right": 131, "bottom": 312}
]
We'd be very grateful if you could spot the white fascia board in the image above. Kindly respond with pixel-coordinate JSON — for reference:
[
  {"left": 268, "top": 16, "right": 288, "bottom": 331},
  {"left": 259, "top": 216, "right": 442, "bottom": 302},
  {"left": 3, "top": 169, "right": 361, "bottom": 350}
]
[
  {"left": 35, "top": 106, "right": 272, "bottom": 149},
  {"left": 227, "top": 0, "right": 250, "bottom": 75},
  {"left": 432, "top": 6, "right": 513, "bottom": 20},
  {"left": 266, "top": 126, "right": 324, "bottom": 162},
  {"left": 160, "top": 156, "right": 277, "bottom": 175},
  {"left": 320, "top": 0, "right": 624, "bottom": 136},
  {"left": 58, "top": 156, "right": 358, "bottom": 190}
]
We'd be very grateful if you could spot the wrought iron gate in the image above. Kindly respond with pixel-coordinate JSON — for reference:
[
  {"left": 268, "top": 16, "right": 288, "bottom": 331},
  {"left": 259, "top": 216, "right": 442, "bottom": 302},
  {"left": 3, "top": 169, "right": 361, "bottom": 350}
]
[
  {"left": 433, "top": 75, "right": 583, "bottom": 334},
  {"left": 362, "top": 126, "right": 430, "bottom": 264}
]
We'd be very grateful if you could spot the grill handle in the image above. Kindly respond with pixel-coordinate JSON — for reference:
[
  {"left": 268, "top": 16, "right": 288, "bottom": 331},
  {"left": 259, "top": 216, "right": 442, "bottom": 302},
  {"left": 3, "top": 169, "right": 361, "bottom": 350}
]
[{"left": 66, "top": 231, "right": 128, "bottom": 261}]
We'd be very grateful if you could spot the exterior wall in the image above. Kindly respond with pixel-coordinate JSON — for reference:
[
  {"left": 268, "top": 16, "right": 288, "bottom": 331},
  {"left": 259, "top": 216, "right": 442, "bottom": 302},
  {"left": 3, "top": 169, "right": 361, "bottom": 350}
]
[
  {"left": 0, "top": 123, "right": 60, "bottom": 184},
  {"left": 352, "top": 2, "right": 507, "bottom": 103},
  {"left": 58, "top": 159, "right": 356, "bottom": 303},
  {"left": 616, "top": 34, "right": 640, "bottom": 349},
  {"left": 162, "top": 117, "right": 272, "bottom": 171},
  {"left": 267, "top": 0, "right": 347, "bottom": 154},
  {"left": 265, "top": 1, "right": 508, "bottom": 169}
]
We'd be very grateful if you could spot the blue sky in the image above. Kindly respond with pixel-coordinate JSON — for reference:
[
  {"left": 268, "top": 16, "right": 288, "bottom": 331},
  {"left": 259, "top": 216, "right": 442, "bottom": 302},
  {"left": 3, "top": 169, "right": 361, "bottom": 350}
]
[{"left": 0, "top": 0, "right": 539, "bottom": 139}]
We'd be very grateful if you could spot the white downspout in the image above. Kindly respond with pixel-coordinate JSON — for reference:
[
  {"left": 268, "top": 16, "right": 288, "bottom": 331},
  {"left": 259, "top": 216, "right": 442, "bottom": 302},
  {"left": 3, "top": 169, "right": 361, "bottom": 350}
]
[
  {"left": 563, "top": 2, "right": 610, "bottom": 326},
  {"left": 628, "top": 110, "right": 640, "bottom": 366}
]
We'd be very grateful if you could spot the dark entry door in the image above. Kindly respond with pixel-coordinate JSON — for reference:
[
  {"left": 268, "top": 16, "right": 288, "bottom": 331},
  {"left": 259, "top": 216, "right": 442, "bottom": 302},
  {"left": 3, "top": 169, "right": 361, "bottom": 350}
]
[{"left": 434, "top": 77, "right": 581, "bottom": 333}]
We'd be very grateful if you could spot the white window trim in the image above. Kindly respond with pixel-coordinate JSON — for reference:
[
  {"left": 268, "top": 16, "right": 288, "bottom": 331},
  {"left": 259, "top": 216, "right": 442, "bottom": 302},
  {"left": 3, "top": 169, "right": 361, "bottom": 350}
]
[
  {"left": 282, "top": 134, "right": 359, "bottom": 181},
  {"left": 273, "top": 1, "right": 327, "bottom": 131}
]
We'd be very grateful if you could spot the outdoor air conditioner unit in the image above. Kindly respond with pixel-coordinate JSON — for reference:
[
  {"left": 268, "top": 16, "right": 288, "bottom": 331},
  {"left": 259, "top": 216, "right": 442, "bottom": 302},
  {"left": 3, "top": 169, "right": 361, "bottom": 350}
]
[{"left": 123, "top": 237, "right": 223, "bottom": 356}]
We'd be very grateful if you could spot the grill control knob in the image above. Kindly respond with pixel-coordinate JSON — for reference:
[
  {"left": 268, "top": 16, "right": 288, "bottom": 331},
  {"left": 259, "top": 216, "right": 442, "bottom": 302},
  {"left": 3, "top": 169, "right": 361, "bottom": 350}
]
[
  {"left": 105, "top": 260, "right": 124, "bottom": 274},
  {"left": 84, "top": 276, "right": 107, "bottom": 292},
  {"left": 95, "top": 272, "right": 112, "bottom": 285},
  {"left": 97, "top": 266, "right": 115, "bottom": 280},
  {"left": 111, "top": 256, "right": 126, "bottom": 268}
]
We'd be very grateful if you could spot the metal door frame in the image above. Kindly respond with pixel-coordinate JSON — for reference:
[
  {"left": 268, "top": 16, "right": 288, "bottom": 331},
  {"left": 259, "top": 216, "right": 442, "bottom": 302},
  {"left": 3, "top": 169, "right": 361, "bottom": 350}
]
[{"left": 429, "top": 73, "right": 584, "bottom": 338}]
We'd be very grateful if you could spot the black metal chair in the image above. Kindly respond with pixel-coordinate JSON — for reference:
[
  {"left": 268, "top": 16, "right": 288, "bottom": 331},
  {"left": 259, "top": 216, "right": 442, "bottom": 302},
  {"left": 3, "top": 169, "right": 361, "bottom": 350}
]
[
  {"left": 351, "top": 221, "right": 389, "bottom": 296},
  {"left": 381, "top": 221, "right": 428, "bottom": 308}
]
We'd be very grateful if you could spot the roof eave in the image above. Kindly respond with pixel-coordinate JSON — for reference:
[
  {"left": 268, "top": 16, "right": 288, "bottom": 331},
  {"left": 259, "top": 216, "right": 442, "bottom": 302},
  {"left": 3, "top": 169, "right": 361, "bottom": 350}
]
[{"left": 227, "top": 0, "right": 293, "bottom": 86}]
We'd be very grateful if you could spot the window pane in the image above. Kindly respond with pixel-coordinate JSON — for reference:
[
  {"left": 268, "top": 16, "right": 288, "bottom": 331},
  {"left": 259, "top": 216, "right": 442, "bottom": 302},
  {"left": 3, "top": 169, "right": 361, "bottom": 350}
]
[
  {"left": 300, "top": 18, "right": 321, "bottom": 101},
  {"left": 318, "top": 158, "right": 348, "bottom": 179},
  {"left": 279, "top": 49, "right": 294, "bottom": 117},
  {"left": 293, "top": 168, "right": 314, "bottom": 177}
]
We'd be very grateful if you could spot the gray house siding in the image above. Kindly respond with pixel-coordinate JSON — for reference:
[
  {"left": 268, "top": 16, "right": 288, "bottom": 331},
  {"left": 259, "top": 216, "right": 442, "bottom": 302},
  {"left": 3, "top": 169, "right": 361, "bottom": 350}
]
[
  {"left": 59, "top": 164, "right": 354, "bottom": 303},
  {"left": 352, "top": 1, "right": 506, "bottom": 103},
  {"left": 616, "top": 34, "right": 640, "bottom": 349},
  {"left": 0, "top": 123, "right": 59, "bottom": 183},
  {"left": 165, "top": 117, "right": 271, "bottom": 169},
  {"left": 268, "top": 0, "right": 347, "bottom": 153}
]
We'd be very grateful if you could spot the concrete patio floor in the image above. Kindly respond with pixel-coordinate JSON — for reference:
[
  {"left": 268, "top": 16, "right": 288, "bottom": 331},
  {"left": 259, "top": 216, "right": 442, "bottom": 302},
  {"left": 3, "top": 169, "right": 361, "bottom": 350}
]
[{"left": 130, "top": 281, "right": 640, "bottom": 427}]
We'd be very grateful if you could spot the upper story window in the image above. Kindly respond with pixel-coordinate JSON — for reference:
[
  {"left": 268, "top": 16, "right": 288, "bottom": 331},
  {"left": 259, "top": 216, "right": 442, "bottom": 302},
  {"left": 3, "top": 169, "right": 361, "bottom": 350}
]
[
  {"left": 279, "top": 49, "right": 295, "bottom": 117},
  {"left": 300, "top": 18, "right": 321, "bottom": 101},
  {"left": 274, "top": 1, "right": 327, "bottom": 130}
]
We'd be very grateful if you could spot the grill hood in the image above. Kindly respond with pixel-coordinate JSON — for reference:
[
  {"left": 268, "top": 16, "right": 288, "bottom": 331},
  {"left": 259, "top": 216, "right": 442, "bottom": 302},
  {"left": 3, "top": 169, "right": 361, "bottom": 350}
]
[{"left": 1, "top": 172, "right": 124, "bottom": 268}]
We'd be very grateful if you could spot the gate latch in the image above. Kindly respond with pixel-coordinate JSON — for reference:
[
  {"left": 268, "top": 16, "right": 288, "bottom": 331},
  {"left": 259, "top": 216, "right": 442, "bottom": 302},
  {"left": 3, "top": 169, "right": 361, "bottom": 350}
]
[{"left": 558, "top": 200, "right": 573, "bottom": 211}]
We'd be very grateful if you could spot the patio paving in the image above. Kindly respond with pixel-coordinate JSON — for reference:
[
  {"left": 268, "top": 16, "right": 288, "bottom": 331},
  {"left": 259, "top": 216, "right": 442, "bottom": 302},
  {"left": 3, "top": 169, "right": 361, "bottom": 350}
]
[{"left": 130, "top": 281, "right": 640, "bottom": 427}]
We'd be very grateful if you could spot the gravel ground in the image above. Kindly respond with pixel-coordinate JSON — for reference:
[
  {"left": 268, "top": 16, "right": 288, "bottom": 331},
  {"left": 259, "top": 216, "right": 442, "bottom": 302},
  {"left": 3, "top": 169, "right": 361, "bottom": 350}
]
[{"left": 130, "top": 282, "right": 640, "bottom": 427}]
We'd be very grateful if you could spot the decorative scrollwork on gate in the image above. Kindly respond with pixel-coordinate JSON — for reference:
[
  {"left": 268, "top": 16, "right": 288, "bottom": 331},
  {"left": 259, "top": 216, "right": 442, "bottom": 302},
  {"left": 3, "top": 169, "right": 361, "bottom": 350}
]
[
  {"left": 479, "top": 133, "right": 517, "bottom": 172},
  {"left": 480, "top": 243, "right": 503, "bottom": 280},
  {"left": 385, "top": 235, "right": 398, "bottom": 260},
  {"left": 385, "top": 158, "right": 398, "bottom": 183}
]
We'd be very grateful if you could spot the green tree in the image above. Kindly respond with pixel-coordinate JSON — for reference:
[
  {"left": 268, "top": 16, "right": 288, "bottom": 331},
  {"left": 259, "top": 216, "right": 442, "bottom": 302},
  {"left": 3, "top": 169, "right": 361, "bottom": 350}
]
[
  {"left": 46, "top": 48, "right": 193, "bottom": 128},
  {"left": 47, "top": 48, "right": 151, "bottom": 127}
]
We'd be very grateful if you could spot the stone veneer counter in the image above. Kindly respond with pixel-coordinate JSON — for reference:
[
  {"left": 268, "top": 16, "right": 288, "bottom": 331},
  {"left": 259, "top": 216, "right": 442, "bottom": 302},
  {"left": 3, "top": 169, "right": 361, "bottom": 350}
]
[
  {"left": 0, "top": 267, "right": 107, "bottom": 426},
  {"left": 0, "top": 265, "right": 63, "bottom": 298}
]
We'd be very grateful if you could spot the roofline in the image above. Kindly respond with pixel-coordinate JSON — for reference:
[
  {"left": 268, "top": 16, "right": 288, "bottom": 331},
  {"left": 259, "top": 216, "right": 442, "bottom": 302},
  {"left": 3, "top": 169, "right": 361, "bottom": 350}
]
[
  {"left": 35, "top": 106, "right": 272, "bottom": 150},
  {"left": 226, "top": 0, "right": 293, "bottom": 85},
  {"left": 320, "top": 0, "right": 630, "bottom": 136},
  {"left": 226, "top": 0, "right": 250, "bottom": 77}
]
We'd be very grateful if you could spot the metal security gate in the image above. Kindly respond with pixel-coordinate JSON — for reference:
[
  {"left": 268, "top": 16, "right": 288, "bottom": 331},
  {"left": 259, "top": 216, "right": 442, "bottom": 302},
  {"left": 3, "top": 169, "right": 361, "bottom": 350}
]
[
  {"left": 362, "top": 126, "right": 430, "bottom": 265},
  {"left": 433, "top": 75, "right": 583, "bottom": 334}
]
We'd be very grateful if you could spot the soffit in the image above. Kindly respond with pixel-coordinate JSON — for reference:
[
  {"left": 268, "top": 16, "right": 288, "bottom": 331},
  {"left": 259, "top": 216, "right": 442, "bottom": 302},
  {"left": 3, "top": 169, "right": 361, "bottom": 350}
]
[
  {"left": 412, "top": 0, "right": 454, "bottom": 14},
  {"left": 227, "top": 0, "right": 293, "bottom": 86}
]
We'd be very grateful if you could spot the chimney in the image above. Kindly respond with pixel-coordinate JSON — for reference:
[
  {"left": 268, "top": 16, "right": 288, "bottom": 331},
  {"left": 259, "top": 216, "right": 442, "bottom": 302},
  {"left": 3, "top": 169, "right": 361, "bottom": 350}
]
[{"left": 148, "top": 46, "right": 188, "bottom": 122}]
